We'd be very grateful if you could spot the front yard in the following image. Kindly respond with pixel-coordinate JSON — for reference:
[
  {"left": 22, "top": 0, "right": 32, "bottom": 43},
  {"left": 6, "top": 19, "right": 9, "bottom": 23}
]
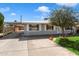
[{"left": 55, "top": 36, "right": 79, "bottom": 55}]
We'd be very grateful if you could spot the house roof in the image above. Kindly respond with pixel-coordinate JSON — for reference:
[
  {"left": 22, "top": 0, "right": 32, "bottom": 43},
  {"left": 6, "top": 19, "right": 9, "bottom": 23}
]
[
  {"left": 22, "top": 20, "right": 49, "bottom": 24},
  {"left": 5, "top": 20, "right": 49, "bottom": 24}
]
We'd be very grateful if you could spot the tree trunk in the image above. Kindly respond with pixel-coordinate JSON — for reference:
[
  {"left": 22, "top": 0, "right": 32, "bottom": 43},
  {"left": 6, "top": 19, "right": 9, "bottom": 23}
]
[{"left": 61, "top": 27, "right": 64, "bottom": 37}]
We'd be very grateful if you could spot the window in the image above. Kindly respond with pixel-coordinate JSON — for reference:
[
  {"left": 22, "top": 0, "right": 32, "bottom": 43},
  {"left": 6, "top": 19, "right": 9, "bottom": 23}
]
[
  {"left": 65, "top": 27, "right": 72, "bottom": 30},
  {"left": 19, "top": 26, "right": 24, "bottom": 30},
  {"left": 46, "top": 24, "right": 53, "bottom": 30},
  {"left": 29, "top": 24, "right": 39, "bottom": 31}
]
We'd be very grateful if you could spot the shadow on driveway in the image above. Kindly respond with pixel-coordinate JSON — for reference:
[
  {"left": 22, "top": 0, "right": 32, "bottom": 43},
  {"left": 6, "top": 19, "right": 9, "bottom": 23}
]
[
  {"left": 19, "top": 35, "right": 49, "bottom": 41},
  {"left": 0, "top": 32, "right": 20, "bottom": 40},
  {"left": 0, "top": 32, "right": 50, "bottom": 41}
]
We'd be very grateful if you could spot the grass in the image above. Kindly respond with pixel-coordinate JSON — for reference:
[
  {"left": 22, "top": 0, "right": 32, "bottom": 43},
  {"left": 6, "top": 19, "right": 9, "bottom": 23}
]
[
  {"left": 67, "top": 48, "right": 79, "bottom": 55},
  {"left": 67, "top": 36, "right": 79, "bottom": 41},
  {"left": 55, "top": 36, "right": 79, "bottom": 55}
]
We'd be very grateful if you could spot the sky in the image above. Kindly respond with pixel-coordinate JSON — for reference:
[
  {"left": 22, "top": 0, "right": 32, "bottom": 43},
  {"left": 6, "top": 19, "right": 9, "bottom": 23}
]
[{"left": 0, "top": 3, "right": 79, "bottom": 22}]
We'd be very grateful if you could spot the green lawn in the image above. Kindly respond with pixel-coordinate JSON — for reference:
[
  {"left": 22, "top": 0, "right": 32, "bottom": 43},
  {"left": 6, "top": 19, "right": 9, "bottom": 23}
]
[
  {"left": 55, "top": 36, "right": 79, "bottom": 55},
  {"left": 56, "top": 36, "right": 79, "bottom": 41},
  {"left": 67, "top": 36, "right": 79, "bottom": 41}
]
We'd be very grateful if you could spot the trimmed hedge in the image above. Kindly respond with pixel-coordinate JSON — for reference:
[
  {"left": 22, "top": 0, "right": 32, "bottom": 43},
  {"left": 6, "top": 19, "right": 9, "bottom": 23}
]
[{"left": 56, "top": 38, "right": 79, "bottom": 51}]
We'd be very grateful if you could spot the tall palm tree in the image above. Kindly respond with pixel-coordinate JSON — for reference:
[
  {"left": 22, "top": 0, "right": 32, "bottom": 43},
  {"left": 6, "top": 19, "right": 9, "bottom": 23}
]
[
  {"left": 0, "top": 12, "right": 4, "bottom": 33},
  {"left": 49, "top": 7, "right": 76, "bottom": 37}
]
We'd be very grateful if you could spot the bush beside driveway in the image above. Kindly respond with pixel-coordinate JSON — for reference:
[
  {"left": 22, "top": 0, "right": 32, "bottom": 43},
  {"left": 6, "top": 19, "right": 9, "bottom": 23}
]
[{"left": 55, "top": 36, "right": 79, "bottom": 55}]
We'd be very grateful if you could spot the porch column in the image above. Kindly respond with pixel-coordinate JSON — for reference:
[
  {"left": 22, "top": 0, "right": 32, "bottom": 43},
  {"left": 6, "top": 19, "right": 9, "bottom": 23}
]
[
  {"left": 72, "top": 27, "right": 76, "bottom": 34},
  {"left": 26, "top": 24, "right": 29, "bottom": 31},
  {"left": 44, "top": 24, "right": 46, "bottom": 31},
  {"left": 39, "top": 24, "right": 42, "bottom": 31},
  {"left": 54, "top": 26, "right": 56, "bottom": 31},
  {"left": 24, "top": 24, "right": 27, "bottom": 31}
]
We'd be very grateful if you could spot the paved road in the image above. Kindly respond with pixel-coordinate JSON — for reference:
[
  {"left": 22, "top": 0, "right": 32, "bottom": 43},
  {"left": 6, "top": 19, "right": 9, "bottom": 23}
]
[{"left": 0, "top": 33, "right": 76, "bottom": 56}]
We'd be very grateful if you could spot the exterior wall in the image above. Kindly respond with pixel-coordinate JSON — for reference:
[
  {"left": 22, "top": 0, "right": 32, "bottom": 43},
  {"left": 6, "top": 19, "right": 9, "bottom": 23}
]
[
  {"left": 15, "top": 27, "right": 19, "bottom": 32},
  {"left": 5, "top": 22, "right": 77, "bottom": 36},
  {"left": 24, "top": 24, "right": 77, "bottom": 36},
  {"left": 24, "top": 24, "right": 57, "bottom": 36},
  {"left": 41, "top": 24, "right": 46, "bottom": 31},
  {"left": 24, "top": 30, "right": 58, "bottom": 36},
  {"left": 13, "top": 24, "right": 25, "bottom": 32}
]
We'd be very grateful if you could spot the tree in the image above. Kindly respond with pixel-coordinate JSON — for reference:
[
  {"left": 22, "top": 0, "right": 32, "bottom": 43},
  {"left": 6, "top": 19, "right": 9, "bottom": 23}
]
[
  {"left": 0, "top": 13, "right": 4, "bottom": 33},
  {"left": 49, "top": 7, "right": 76, "bottom": 37}
]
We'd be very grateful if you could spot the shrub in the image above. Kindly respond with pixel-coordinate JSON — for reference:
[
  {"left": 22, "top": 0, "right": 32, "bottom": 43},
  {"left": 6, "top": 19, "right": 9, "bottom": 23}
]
[
  {"left": 56, "top": 37, "right": 79, "bottom": 51},
  {"left": 57, "top": 38, "right": 74, "bottom": 47},
  {"left": 73, "top": 40, "right": 79, "bottom": 50}
]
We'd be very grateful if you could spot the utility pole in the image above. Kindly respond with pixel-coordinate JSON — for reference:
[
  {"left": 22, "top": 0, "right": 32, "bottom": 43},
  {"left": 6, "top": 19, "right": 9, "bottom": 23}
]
[{"left": 20, "top": 15, "right": 22, "bottom": 23}]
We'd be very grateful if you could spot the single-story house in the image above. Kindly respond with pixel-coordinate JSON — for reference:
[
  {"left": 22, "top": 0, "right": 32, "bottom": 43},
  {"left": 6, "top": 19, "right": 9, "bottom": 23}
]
[{"left": 5, "top": 20, "right": 78, "bottom": 36}]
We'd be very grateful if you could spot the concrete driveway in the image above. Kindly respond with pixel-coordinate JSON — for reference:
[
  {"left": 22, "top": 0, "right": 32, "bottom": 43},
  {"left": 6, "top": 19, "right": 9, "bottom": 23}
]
[{"left": 0, "top": 33, "right": 76, "bottom": 56}]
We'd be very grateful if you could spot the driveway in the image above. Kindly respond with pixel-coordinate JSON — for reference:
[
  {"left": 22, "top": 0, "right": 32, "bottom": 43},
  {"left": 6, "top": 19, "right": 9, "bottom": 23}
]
[{"left": 0, "top": 33, "right": 76, "bottom": 56}]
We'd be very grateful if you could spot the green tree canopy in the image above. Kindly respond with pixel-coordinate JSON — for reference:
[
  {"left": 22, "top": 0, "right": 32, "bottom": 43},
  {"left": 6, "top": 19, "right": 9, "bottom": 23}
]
[
  {"left": 0, "top": 12, "right": 4, "bottom": 33},
  {"left": 49, "top": 7, "right": 77, "bottom": 37}
]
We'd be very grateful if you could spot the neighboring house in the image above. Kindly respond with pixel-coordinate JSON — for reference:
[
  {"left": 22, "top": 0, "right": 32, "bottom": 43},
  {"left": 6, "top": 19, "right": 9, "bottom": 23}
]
[{"left": 5, "top": 20, "right": 78, "bottom": 36}]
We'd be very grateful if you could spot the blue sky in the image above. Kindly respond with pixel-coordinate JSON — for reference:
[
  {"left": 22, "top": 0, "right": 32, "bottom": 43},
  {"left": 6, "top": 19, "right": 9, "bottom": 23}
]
[{"left": 0, "top": 3, "right": 79, "bottom": 22}]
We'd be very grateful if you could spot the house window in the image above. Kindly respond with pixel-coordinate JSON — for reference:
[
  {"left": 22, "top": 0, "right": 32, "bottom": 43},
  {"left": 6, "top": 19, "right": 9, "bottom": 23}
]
[
  {"left": 65, "top": 27, "right": 72, "bottom": 30},
  {"left": 29, "top": 24, "right": 39, "bottom": 31},
  {"left": 19, "top": 26, "right": 24, "bottom": 30},
  {"left": 46, "top": 24, "right": 53, "bottom": 30}
]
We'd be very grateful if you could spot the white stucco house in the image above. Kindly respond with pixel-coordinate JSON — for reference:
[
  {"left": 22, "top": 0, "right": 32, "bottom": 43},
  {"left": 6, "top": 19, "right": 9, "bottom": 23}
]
[{"left": 5, "top": 20, "right": 77, "bottom": 36}]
